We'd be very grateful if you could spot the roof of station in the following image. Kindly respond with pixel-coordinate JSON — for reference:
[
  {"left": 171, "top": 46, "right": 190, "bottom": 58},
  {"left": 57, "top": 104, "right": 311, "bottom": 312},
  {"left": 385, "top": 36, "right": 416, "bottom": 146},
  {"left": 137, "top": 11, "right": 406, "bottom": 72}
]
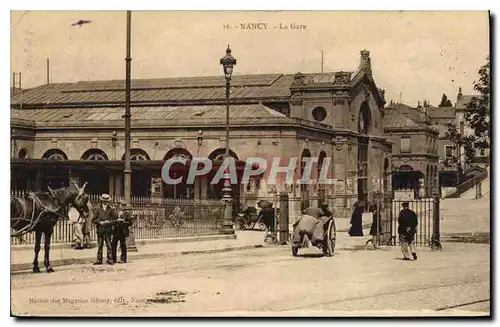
[
  {"left": 10, "top": 71, "right": 355, "bottom": 107},
  {"left": 11, "top": 103, "right": 286, "bottom": 123}
]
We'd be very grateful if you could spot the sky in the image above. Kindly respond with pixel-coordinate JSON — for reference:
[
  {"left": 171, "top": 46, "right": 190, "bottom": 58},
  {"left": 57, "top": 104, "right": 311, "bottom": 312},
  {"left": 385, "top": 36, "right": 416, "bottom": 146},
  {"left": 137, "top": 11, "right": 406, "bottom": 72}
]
[{"left": 10, "top": 10, "right": 489, "bottom": 107}]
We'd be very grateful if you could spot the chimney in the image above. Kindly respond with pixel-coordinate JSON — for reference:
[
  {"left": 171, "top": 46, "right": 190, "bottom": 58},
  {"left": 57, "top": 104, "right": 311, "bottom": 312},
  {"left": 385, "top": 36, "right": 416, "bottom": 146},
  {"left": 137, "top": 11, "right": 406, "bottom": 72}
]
[
  {"left": 359, "top": 49, "right": 372, "bottom": 74},
  {"left": 457, "top": 87, "right": 463, "bottom": 101},
  {"left": 47, "top": 58, "right": 50, "bottom": 85}
]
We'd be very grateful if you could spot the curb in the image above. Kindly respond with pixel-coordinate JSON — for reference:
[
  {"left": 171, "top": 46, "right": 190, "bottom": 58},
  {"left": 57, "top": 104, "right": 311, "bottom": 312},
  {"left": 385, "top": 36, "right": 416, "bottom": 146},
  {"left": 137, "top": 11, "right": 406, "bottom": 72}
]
[
  {"left": 11, "top": 244, "right": 264, "bottom": 273},
  {"left": 180, "top": 245, "right": 263, "bottom": 255},
  {"left": 11, "top": 234, "right": 237, "bottom": 251}
]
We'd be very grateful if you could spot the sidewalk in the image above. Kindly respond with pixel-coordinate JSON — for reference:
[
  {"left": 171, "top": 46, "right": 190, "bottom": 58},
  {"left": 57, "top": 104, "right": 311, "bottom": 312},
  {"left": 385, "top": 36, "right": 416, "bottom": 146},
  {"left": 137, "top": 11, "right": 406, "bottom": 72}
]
[
  {"left": 10, "top": 219, "right": 381, "bottom": 272},
  {"left": 11, "top": 232, "right": 264, "bottom": 272},
  {"left": 440, "top": 197, "right": 490, "bottom": 236}
]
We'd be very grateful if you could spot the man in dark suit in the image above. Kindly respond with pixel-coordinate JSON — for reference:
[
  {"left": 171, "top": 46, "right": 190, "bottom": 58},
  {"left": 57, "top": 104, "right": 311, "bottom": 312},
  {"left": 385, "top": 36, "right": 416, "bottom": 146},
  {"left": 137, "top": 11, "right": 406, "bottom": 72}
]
[
  {"left": 112, "top": 200, "right": 131, "bottom": 264},
  {"left": 398, "top": 202, "right": 418, "bottom": 260},
  {"left": 92, "top": 194, "right": 116, "bottom": 265},
  {"left": 320, "top": 201, "right": 333, "bottom": 218}
]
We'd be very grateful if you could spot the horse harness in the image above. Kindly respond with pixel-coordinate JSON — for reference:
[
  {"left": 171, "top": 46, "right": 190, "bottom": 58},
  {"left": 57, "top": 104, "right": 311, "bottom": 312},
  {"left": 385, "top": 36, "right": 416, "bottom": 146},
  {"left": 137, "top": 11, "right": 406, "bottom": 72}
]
[{"left": 11, "top": 192, "right": 66, "bottom": 237}]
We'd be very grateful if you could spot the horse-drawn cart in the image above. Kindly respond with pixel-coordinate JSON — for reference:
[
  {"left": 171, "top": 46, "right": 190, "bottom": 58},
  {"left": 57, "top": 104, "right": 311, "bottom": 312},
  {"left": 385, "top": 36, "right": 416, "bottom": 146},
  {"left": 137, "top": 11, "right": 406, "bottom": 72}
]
[{"left": 291, "top": 207, "right": 336, "bottom": 257}]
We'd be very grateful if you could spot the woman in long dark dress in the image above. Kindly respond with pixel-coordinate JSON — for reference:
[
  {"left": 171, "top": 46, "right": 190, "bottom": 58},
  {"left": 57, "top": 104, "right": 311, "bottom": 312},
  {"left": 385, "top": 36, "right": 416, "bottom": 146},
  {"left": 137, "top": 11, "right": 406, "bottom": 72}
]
[
  {"left": 369, "top": 204, "right": 382, "bottom": 236},
  {"left": 348, "top": 201, "right": 364, "bottom": 236}
]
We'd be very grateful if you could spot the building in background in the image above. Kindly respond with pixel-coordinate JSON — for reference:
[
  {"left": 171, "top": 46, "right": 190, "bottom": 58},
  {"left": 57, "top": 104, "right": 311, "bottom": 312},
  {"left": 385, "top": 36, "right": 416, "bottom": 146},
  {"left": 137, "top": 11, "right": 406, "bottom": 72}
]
[
  {"left": 10, "top": 50, "right": 393, "bottom": 218},
  {"left": 383, "top": 102, "right": 439, "bottom": 198},
  {"left": 453, "top": 88, "right": 490, "bottom": 168}
]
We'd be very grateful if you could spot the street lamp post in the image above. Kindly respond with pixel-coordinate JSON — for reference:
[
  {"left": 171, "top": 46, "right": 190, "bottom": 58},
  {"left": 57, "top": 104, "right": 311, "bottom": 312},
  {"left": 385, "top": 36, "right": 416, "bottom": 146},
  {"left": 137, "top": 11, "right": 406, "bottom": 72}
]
[
  {"left": 124, "top": 10, "right": 137, "bottom": 251},
  {"left": 220, "top": 45, "right": 236, "bottom": 234},
  {"left": 124, "top": 10, "right": 132, "bottom": 207}
]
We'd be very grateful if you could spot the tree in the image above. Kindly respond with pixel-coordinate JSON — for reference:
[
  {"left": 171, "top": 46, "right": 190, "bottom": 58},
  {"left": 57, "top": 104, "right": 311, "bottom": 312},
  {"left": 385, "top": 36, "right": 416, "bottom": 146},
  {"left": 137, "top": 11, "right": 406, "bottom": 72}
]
[
  {"left": 444, "top": 123, "right": 476, "bottom": 181},
  {"left": 464, "top": 56, "right": 490, "bottom": 154},
  {"left": 438, "top": 93, "right": 453, "bottom": 107}
]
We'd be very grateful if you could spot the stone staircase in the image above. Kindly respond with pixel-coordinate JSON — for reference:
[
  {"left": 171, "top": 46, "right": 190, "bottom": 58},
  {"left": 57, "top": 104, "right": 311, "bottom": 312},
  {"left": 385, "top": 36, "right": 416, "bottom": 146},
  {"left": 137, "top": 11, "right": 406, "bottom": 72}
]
[
  {"left": 459, "top": 168, "right": 490, "bottom": 199},
  {"left": 445, "top": 167, "right": 489, "bottom": 199}
]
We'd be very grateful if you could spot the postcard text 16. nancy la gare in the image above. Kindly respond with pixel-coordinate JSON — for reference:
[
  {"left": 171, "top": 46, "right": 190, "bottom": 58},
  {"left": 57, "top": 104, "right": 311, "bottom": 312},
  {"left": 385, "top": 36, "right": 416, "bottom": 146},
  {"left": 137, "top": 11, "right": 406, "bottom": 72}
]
[{"left": 222, "top": 22, "right": 307, "bottom": 30}]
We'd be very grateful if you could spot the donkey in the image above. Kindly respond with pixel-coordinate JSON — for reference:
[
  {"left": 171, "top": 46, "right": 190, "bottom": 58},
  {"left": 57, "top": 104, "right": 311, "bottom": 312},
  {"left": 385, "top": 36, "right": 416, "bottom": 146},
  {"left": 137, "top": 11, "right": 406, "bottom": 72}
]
[{"left": 11, "top": 182, "right": 93, "bottom": 273}]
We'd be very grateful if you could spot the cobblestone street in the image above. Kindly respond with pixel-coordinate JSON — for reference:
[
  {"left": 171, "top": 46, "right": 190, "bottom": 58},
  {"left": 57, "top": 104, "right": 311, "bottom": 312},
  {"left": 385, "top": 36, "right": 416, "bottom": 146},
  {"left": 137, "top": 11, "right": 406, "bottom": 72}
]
[
  {"left": 11, "top": 196, "right": 491, "bottom": 317},
  {"left": 11, "top": 240, "right": 489, "bottom": 316}
]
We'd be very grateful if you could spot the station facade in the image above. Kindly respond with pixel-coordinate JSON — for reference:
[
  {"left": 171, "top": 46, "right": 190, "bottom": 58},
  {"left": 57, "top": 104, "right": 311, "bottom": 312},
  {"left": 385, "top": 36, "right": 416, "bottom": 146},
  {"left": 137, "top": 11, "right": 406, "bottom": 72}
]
[{"left": 11, "top": 50, "right": 393, "bottom": 216}]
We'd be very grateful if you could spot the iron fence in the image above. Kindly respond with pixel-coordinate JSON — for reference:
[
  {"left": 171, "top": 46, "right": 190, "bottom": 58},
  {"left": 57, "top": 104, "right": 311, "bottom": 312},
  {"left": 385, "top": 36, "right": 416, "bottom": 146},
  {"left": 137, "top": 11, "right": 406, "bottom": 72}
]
[
  {"left": 237, "top": 193, "right": 440, "bottom": 249},
  {"left": 12, "top": 189, "right": 440, "bottom": 249},
  {"left": 11, "top": 192, "right": 225, "bottom": 245},
  {"left": 373, "top": 197, "right": 438, "bottom": 248}
]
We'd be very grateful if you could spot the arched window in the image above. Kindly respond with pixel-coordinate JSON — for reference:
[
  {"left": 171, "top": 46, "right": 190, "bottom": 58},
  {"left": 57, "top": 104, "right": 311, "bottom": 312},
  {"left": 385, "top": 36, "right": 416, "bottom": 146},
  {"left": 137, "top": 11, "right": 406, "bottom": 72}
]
[
  {"left": 358, "top": 102, "right": 372, "bottom": 134},
  {"left": 300, "top": 149, "right": 311, "bottom": 177},
  {"left": 317, "top": 151, "right": 327, "bottom": 179},
  {"left": 42, "top": 149, "right": 68, "bottom": 160},
  {"left": 399, "top": 165, "right": 414, "bottom": 171},
  {"left": 317, "top": 151, "right": 327, "bottom": 202},
  {"left": 299, "top": 148, "right": 311, "bottom": 210},
  {"left": 81, "top": 149, "right": 109, "bottom": 161},
  {"left": 123, "top": 149, "right": 150, "bottom": 161},
  {"left": 164, "top": 148, "right": 192, "bottom": 161},
  {"left": 208, "top": 148, "right": 238, "bottom": 161}
]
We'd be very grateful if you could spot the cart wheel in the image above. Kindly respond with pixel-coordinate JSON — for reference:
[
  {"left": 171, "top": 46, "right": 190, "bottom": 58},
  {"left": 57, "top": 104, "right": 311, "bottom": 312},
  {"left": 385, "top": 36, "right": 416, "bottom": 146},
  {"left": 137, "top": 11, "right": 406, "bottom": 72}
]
[
  {"left": 430, "top": 239, "right": 443, "bottom": 251},
  {"left": 326, "top": 219, "right": 336, "bottom": 256},
  {"left": 265, "top": 233, "right": 277, "bottom": 244},
  {"left": 234, "top": 218, "right": 245, "bottom": 230},
  {"left": 365, "top": 238, "right": 375, "bottom": 250},
  {"left": 292, "top": 245, "right": 299, "bottom": 256}
]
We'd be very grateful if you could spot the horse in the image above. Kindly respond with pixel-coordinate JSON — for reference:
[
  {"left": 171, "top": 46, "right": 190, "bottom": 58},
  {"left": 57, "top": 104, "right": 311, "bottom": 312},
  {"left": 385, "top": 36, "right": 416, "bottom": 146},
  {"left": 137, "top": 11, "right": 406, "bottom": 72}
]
[{"left": 11, "top": 182, "right": 93, "bottom": 273}]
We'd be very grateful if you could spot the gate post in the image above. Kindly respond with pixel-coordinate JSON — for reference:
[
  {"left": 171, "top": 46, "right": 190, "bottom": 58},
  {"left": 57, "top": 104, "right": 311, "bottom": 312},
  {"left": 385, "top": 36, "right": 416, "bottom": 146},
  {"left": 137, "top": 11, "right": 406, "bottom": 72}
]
[
  {"left": 220, "top": 200, "right": 234, "bottom": 235},
  {"left": 476, "top": 181, "right": 482, "bottom": 199},
  {"left": 279, "top": 192, "right": 289, "bottom": 245},
  {"left": 432, "top": 193, "right": 441, "bottom": 248},
  {"left": 125, "top": 205, "right": 138, "bottom": 252}
]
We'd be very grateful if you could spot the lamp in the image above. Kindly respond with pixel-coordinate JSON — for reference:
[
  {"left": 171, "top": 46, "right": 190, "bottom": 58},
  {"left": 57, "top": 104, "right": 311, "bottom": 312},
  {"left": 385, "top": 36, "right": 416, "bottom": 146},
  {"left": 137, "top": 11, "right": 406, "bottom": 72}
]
[
  {"left": 219, "top": 45, "right": 237, "bottom": 235},
  {"left": 220, "top": 45, "right": 237, "bottom": 80}
]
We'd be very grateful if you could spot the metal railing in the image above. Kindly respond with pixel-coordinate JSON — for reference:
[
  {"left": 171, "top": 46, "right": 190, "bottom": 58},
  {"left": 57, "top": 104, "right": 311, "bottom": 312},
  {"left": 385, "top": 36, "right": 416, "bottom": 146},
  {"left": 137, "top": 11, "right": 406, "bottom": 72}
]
[
  {"left": 366, "top": 196, "right": 441, "bottom": 249},
  {"left": 11, "top": 192, "right": 225, "bottom": 245},
  {"left": 445, "top": 170, "right": 489, "bottom": 198},
  {"left": 456, "top": 170, "right": 489, "bottom": 197}
]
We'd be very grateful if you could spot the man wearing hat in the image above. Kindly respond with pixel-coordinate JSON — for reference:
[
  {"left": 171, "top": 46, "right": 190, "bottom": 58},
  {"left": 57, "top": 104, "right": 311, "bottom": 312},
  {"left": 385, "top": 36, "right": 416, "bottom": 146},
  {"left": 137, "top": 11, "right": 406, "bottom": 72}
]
[
  {"left": 92, "top": 194, "right": 117, "bottom": 265},
  {"left": 320, "top": 200, "right": 333, "bottom": 218},
  {"left": 112, "top": 200, "right": 131, "bottom": 264},
  {"left": 398, "top": 202, "right": 418, "bottom": 260}
]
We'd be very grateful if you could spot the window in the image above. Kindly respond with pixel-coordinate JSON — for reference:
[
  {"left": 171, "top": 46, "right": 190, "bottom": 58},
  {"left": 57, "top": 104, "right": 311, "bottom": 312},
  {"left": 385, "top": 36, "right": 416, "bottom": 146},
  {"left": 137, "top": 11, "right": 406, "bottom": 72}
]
[
  {"left": 460, "top": 121, "right": 465, "bottom": 134},
  {"left": 87, "top": 153, "right": 107, "bottom": 160},
  {"left": 400, "top": 137, "right": 411, "bottom": 153},
  {"left": 312, "top": 106, "right": 327, "bottom": 122},
  {"left": 445, "top": 145, "right": 455, "bottom": 158},
  {"left": 47, "top": 153, "right": 66, "bottom": 160},
  {"left": 130, "top": 153, "right": 149, "bottom": 161},
  {"left": 18, "top": 148, "right": 28, "bottom": 159}
]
